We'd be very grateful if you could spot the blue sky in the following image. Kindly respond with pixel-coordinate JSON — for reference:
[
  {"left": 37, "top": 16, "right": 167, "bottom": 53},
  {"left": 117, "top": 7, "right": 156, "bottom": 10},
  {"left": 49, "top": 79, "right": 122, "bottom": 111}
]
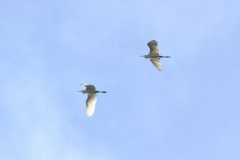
[{"left": 1, "top": 0, "right": 240, "bottom": 159}]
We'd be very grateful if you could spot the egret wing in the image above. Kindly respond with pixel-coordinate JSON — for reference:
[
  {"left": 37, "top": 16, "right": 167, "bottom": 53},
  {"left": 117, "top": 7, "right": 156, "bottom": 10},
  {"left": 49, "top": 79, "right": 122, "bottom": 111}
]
[
  {"left": 150, "top": 58, "right": 162, "bottom": 71},
  {"left": 82, "top": 84, "right": 96, "bottom": 91},
  {"left": 86, "top": 93, "right": 97, "bottom": 117},
  {"left": 147, "top": 40, "right": 160, "bottom": 55}
]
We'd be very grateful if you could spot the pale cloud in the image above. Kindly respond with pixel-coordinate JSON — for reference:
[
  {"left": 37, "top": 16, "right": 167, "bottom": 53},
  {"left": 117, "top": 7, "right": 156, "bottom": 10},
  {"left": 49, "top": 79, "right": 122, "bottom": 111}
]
[{"left": 0, "top": 57, "right": 118, "bottom": 160}]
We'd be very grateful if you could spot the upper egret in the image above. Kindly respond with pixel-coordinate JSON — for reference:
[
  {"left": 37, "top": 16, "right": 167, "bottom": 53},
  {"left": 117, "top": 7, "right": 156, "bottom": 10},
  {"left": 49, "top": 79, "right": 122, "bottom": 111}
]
[{"left": 141, "top": 40, "right": 170, "bottom": 71}]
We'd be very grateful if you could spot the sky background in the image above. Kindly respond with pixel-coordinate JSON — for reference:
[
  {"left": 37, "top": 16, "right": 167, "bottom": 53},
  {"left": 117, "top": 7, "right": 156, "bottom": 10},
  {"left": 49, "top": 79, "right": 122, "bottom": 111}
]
[{"left": 1, "top": 0, "right": 240, "bottom": 159}]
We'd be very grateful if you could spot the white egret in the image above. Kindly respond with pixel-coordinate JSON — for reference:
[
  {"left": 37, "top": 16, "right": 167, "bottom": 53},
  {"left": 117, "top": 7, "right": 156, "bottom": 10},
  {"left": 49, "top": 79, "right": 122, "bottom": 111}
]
[
  {"left": 141, "top": 40, "right": 170, "bottom": 71},
  {"left": 78, "top": 84, "right": 106, "bottom": 117}
]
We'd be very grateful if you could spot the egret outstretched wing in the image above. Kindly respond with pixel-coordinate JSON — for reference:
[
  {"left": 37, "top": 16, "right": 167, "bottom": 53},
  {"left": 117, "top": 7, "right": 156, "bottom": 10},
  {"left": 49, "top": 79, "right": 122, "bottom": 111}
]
[
  {"left": 147, "top": 40, "right": 160, "bottom": 55},
  {"left": 150, "top": 58, "right": 162, "bottom": 71},
  {"left": 81, "top": 84, "right": 96, "bottom": 91},
  {"left": 86, "top": 93, "right": 97, "bottom": 117}
]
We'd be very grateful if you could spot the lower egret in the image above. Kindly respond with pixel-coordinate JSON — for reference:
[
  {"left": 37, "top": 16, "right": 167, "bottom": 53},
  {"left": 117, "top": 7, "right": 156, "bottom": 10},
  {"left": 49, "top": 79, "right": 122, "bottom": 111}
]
[{"left": 79, "top": 84, "right": 106, "bottom": 117}]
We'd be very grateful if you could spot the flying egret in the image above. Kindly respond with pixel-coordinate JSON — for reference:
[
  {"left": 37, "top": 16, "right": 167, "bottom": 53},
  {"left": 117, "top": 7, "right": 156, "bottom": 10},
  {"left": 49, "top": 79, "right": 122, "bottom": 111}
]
[
  {"left": 78, "top": 84, "right": 106, "bottom": 117},
  {"left": 141, "top": 40, "right": 170, "bottom": 71}
]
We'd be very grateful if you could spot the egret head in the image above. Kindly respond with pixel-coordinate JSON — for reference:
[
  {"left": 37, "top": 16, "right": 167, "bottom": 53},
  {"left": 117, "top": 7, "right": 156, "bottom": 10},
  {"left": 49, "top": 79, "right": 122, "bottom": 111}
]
[
  {"left": 78, "top": 90, "right": 86, "bottom": 93},
  {"left": 140, "top": 55, "right": 148, "bottom": 58}
]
